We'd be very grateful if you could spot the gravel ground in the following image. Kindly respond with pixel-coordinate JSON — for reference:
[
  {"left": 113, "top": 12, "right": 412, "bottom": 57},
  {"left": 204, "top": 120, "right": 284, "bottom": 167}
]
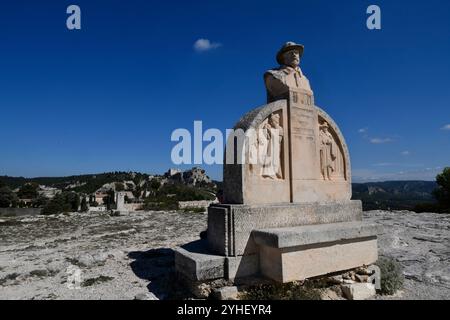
[{"left": 0, "top": 211, "right": 206, "bottom": 300}]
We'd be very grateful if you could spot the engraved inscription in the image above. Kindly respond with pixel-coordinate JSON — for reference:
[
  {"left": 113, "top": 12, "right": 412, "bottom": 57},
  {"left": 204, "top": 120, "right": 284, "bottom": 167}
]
[{"left": 291, "top": 107, "right": 315, "bottom": 138}]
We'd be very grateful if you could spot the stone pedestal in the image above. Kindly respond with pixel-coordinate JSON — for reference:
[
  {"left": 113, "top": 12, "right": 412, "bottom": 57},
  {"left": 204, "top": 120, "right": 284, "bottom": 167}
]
[
  {"left": 175, "top": 202, "right": 378, "bottom": 284},
  {"left": 207, "top": 201, "right": 362, "bottom": 256}
]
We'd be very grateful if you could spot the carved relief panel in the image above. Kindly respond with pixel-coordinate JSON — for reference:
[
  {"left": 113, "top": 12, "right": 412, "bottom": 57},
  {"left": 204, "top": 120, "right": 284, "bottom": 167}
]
[
  {"left": 318, "top": 118, "right": 346, "bottom": 181},
  {"left": 248, "top": 110, "right": 285, "bottom": 180}
]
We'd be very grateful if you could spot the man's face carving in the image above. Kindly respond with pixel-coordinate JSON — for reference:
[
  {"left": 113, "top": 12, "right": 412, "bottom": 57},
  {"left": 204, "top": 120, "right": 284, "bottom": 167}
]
[
  {"left": 270, "top": 114, "right": 280, "bottom": 127},
  {"left": 282, "top": 50, "right": 300, "bottom": 68}
]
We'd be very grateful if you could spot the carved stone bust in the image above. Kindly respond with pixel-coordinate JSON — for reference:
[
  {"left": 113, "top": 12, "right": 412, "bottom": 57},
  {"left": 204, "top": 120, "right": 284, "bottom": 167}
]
[{"left": 264, "top": 41, "right": 313, "bottom": 102}]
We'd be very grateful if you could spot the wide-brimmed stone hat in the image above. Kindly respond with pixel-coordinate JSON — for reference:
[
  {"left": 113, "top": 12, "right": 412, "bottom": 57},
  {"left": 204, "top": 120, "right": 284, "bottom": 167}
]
[{"left": 276, "top": 41, "right": 304, "bottom": 65}]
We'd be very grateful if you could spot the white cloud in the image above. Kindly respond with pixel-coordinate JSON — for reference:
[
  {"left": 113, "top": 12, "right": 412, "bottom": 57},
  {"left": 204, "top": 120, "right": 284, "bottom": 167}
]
[
  {"left": 401, "top": 151, "right": 410, "bottom": 156},
  {"left": 372, "top": 162, "right": 423, "bottom": 168},
  {"left": 358, "top": 127, "right": 368, "bottom": 133},
  {"left": 441, "top": 124, "right": 450, "bottom": 131},
  {"left": 352, "top": 167, "right": 441, "bottom": 182},
  {"left": 372, "top": 162, "right": 395, "bottom": 167},
  {"left": 370, "top": 138, "right": 393, "bottom": 144},
  {"left": 193, "top": 38, "right": 222, "bottom": 52}
]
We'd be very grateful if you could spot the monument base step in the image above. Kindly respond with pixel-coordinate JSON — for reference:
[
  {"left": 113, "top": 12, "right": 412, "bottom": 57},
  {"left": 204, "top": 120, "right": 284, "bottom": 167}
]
[
  {"left": 253, "top": 221, "right": 379, "bottom": 283},
  {"left": 174, "top": 240, "right": 226, "bottom": 282},
  {"left": 175, "top": 221, "right": 379, "bottom": 284},
  {"left": 174, "top": 240, "right": 259, "bottom": 282}
]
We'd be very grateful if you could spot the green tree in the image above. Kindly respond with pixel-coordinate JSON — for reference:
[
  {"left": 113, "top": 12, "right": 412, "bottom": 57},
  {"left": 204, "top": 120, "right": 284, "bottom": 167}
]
[
  {"left": 32, "top": 195, "right": 49, "bottom": 208},
  {"left": 150, "top": 179, "right": 161, "bottom": 191},
  {"left": 115, "top": 182, "right": 125, "bottom": 192},
  {"left": 0, "top": 186, "right": 19, "bottom": 208},
  {"left": 41, "top": 191, "right": 80, "bottom": 215},
  {"left": 133, "top": 185, "right": 142, "bottom": 199},
  {"left": 433, "top": 167, "right": 450, "bottom": 211},
  {"left": 17, "top": 183, "right": 39, "bottom": 199},
  {"left": 103, "top": 190, "right": 115, "bottom": 210},
  {"left": 80, "top": 197, "right": 88, "bottom": 212},
  {"left": 88, "top": 194, "right": 96, "bottom": 205},
  {"left": 62, "top": 191, "right": 80, "bottom": 211}
]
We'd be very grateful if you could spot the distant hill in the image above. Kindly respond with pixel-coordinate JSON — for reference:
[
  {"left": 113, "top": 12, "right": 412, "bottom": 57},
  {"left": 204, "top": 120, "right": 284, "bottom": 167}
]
[
  {"left": 0, "top": 173, "right": 438, "bottom": 211},
  {"left": 352, "top": 181, "right": 437, "bottom": 211},
  {"left": 0, "top": 172, "right": 149, "bottom": 194},
  {"left": 0, "top": 168, "right": 215, "bottom": 196}
]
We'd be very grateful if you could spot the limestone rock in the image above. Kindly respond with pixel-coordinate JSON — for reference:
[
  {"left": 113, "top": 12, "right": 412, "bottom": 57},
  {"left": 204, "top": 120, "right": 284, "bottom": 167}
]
[
  {"left": 328, "top": 275, "right": 344, "bottom": 284},
  {"left": 355, "top": 266, "right": 373, "bottom": 276},
  {"left": 321, "top": 288, "right": 342, "bottom": 300},
  {"left": 341, "top": 283, "right": 376, "bottom": 300},
  {"left": 343, "top": 279, "right": 356, "bottom": 284},
  {"left": 72, "top": 252, "right": 109, "bottom": 268},
  {"left": 191, "top": 282, "right": 212, "bottom": 299},
  {"left": 134, "top": 292, "right": 159, "bottom": 300},
  {"left": 212, "top": 286, "right": 239, "bottom": 300},
  {"left": 355, "top": 274, "right": 369, "bottom": 283},
  {"left": 165, "top": 167, "right": 212, "bottom": 186}
]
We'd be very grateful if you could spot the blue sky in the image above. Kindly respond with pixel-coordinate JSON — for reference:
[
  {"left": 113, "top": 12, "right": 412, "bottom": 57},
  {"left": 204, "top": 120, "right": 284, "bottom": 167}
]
[{"left": 0, "top": 0, "right": 449, "bottom": 181}]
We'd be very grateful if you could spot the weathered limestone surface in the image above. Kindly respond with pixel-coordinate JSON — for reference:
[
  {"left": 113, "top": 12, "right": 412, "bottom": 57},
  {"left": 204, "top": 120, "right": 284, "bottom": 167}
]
[
  {"left": 0, "top": 210, "right": 448, "bottom": 299},
  {"left": 364, "top": 210, "right": 450, "bottom": 300},
  {"left": 0, "top": 210, "right": 208, "bottom": 300}
]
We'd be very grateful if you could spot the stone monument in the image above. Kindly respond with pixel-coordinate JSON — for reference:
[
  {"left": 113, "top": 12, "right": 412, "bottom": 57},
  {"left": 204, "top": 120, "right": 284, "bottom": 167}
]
[
  {"left": 115, "top": 191, "right": 128, "bottom": 213},
  {"left": 175, "top": 42, "right": 378, "bottom": 285}
]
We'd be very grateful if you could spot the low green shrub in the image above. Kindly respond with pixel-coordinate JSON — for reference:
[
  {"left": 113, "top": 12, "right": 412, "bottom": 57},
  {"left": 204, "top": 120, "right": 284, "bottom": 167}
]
[
  {"left": 240, "top": 281, "right": 322, "bottom": 300},
  {"left": 377, "top": 256, "right": 404, "bottom": 295},
  {"left": 81, "top": 275, "right": 114, "bottom": 287}
]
